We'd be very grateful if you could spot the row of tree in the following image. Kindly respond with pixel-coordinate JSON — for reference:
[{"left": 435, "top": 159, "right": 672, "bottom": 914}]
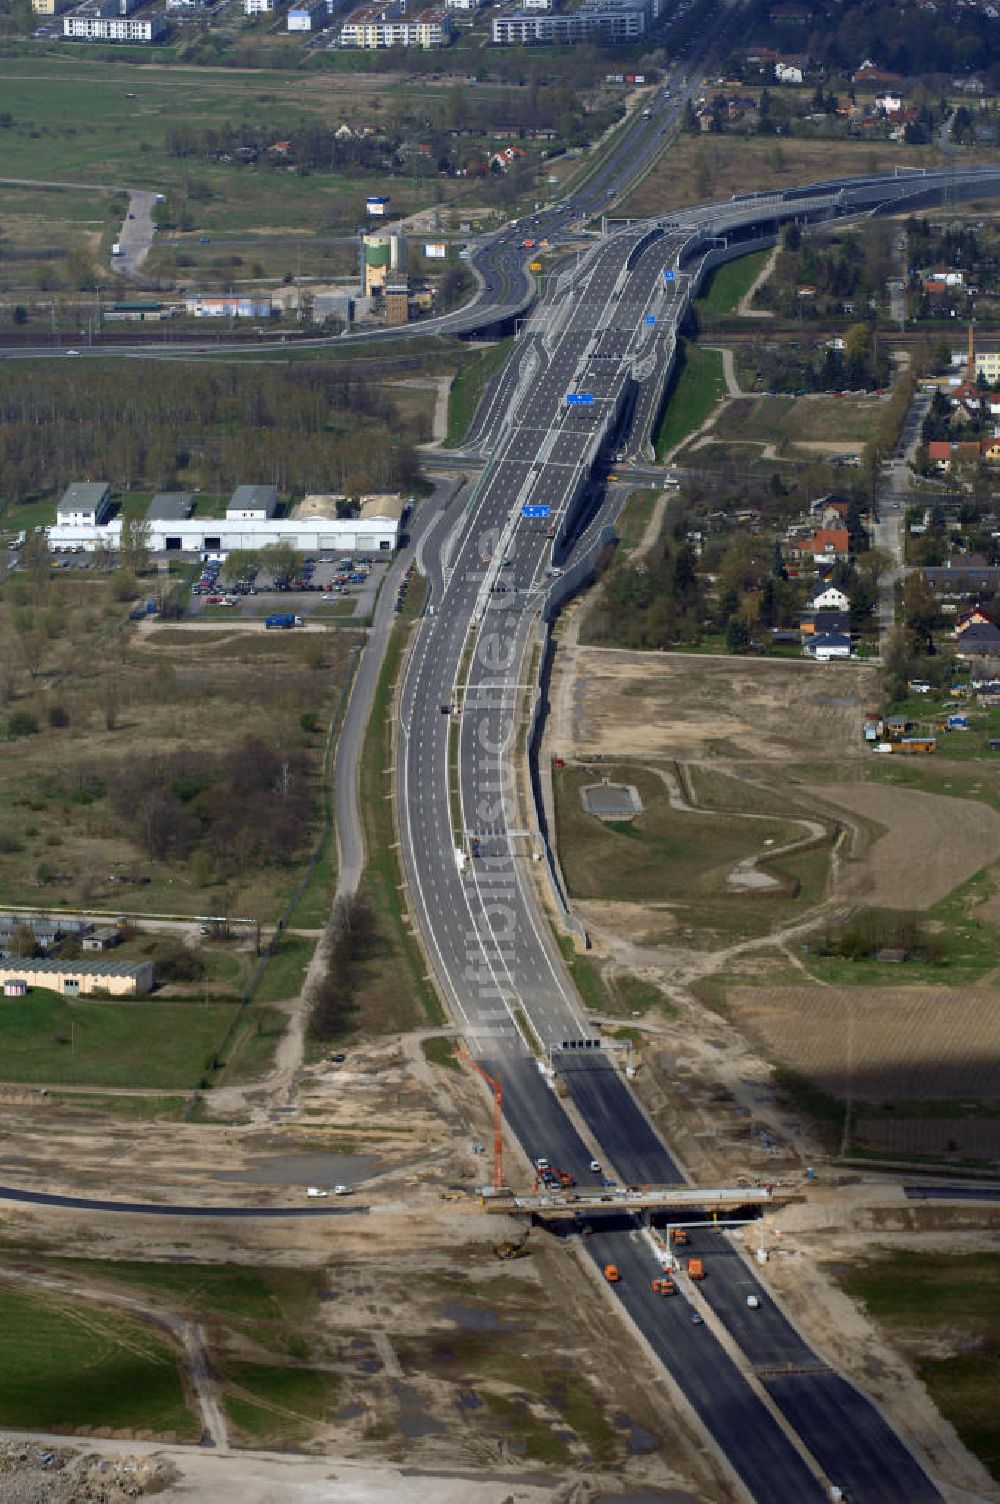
[{"left": 307, "top": 892, "right": 378, "bottom": 1041}]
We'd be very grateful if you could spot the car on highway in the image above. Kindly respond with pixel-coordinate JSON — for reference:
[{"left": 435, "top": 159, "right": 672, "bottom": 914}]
[{"left": 305, "top": 1187, "right": 328, "bottom": 1198}]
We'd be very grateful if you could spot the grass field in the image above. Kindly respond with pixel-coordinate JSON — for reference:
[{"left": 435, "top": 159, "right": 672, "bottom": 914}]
[
  {"left": 0, "top": 1281, "right": 196, "bottom": 1437},
  {"left": 336, "top": 569, "right": 444, "bottom": 1039},
  {"left": 5, "top": 1257, "right": 339, "bottom": 1445},
  {"left": 48, "top": 1258, "right": 325, "bottom": 1324},
  {"left": 0, "top": 991, "right": 241, "bottom": 1088},
  {"left": 620, "top": 134, "right": 956, "bottom": 218},
  {"left": 445, "top": 337, "right": 514, "bottom": 447},
  {"left": 0, "top": 59, "right": 496, "bottom": 242},
  {"left": 223, "top": 1360, "right": 338, "bottom": 1446},
  {"left": 422, "top": 1035, "right": 460, "bottom": 1071},
  {"left": 252, "top": 933, "right": 314, "bottom": 1004},
  {"left": 0, "top": 183, "right": 123, "bottom": 290},
  {"left": 837, "top": 1251, "right": 1000, "bottom": 1481},
  {"left": 695, "top": 249, "right": 770, "bottom": 317},
  {"left": 554, "top": 763, "right": 804, "bottom": 907},
  {"left": 613, "top": 488, "right": 660, "bottom": 553},
  {"left": 0, "top": 579, "right": 358, "bottom": 923},
  {"left": 722, "top": 394, "right": 881, "bottom": 447},
  {"left": 653, "top": 342, "right": 726, "bottom": 460}
]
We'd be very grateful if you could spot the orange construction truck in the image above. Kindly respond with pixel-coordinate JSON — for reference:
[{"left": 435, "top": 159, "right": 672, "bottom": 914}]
[
  {"left": 651, "top": 1276, "right": 676, "bottom": 1296},
  {"left": 603, "top": 1263, "right": 621, "bottom": 1283},
  {"left": 687, "top": 1257, "right": 705, "bottom": 1280}
]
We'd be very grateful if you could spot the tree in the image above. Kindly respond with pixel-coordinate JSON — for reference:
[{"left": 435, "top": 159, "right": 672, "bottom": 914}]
[
  {"left": 260, "top": 541, "right": 297, "bottom": 584},
  {"left": 726, "top": 619, "right": 751, "bottom": 654},
  {"left": 119, "top": 516, "right": 152, "bottom": 575},
  {"left": 20, "top": 532, "right": 50, "bottom": 591},
  {"left": 8, "top": 923, "right": 39, "bottom": 959},
  {"left": 221, "top": 549, "right": 261, "bottom": 585}
]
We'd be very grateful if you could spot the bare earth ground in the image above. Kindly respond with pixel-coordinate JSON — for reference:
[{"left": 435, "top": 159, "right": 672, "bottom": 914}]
[
  {"left": 0, "top": 1037, "right": 722, "bottom": 1502},
  {"left": 561, "top": 646, "right": 880, "bottom": 764},
  {"left": 726, "top": 984, "right": 1000, "bottom": 1101},
  {"left": 804, "top": 782, "right": 1000, "bottom": 911}
]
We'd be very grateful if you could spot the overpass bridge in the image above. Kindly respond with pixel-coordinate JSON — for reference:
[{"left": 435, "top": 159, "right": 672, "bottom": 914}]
[{"left": 482, "top": 1183, "right": 792, "bottom": 1217}]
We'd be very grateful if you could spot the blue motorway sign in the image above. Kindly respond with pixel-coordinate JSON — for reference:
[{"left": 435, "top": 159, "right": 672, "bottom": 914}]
[
  {"left": 644, "top": 314, "right": 656, "bottom": 326},
  {"left": 662, "top": 269, "right": 676, "bottom": 284},
  {"left": 566, "top": 392, "right": 594, "bottom": 406},
  {"left": 523, "top": 504, "right": 550, "bottom": 518}
]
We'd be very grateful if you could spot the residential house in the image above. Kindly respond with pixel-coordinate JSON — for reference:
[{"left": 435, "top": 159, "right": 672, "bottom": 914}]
[
  {"left": 809, "top": 493, "right": 850, "bottom": 527},
  {"left": 852, "top": 62, "right": 903, "bottom": 86},
  {"left": 806, "top": 631, "right": 852, "bottom": 660},
  {"left": 924, "top": 564, "right": 1000, "bottom": 594},
  {"left": 954, "top": 621, "right": 1000, "bottom": 657},
  {"left": 64, "top": 9, "right": 166, "bottom": 38},
  {"left": 339, "top": 3, "right": 453, "bottom": 47},
  {"left": 808, "top": 526, "right": 850, "bottom": 562},
  {"left": 874, "top": 91, "right": 903, "bottom": 113},
  {"left": 956, "top": 605, "right": 997, "bottom": 641},
  {"left": 926, "top": 439, "right": 990, "bottom": 468},
  {"left": 775, "top": 60, "right": 804, "bottom": 83},
  {"left": 287, "top": 0, "right": 327, "bottom": 28},
  {"left": 801, "top": 609, "right": 851, "bottom": 637},
  {"left": 809, "top": 583, "right": 849, "bottom": 611}
]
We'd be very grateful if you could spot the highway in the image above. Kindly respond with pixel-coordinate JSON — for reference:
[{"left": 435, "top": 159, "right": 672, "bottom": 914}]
[{"left": 393, "top": 163, "right": 1000, "bottom": 1499}]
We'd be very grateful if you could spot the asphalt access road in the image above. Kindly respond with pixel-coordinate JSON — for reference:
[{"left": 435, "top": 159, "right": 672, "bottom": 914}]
[{"left": 0, "top": 1186, "right": 368, "bottom": 1217}]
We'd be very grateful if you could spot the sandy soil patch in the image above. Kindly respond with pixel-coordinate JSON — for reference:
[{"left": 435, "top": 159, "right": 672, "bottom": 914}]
[
  {"left": 977, "top": 892, "right": 1000, "bottom": 924},
  {"left": 805, "top": 782, "right": 1000, "bottom": 910},
  {"left": 567, "top": 650, "right": 880, "bottom": 763},
  {"left": 727, "top": 984, "right": 1000, "bottom": 1100}
]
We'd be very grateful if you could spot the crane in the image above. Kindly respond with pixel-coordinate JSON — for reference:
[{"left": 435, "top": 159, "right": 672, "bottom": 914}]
[{"left": 459, "top": 1051, "right": 504, "bottom": 1192}]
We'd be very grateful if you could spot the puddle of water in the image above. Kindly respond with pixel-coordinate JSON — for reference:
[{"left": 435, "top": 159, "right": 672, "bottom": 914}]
[
  {"left": 215, "top": 1151, "right": 379, "bottom": 1187},
  {"left": 455, "top": 1388, "right": 482, "bottom": 1412},
  {"left": 628, "top": 1423, "right": 659, "bottom": 1456},
  {"left": 333, "top": 1401, "right": 363, "bottom": 1421},
  {"left": 441, "top": 1302, "right": 519, "bottom": 1333},
  {"left": 392, "top": 1380, "right": 445, "bottom": 1439}
]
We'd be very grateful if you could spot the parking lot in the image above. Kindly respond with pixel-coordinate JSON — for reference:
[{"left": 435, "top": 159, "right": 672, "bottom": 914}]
[{"left": 186, "top": 551, "right": 389, "bottom": 623}]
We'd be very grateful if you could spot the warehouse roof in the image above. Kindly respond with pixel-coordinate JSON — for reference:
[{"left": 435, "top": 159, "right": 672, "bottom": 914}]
[
  {"left": 147, "top": 492, "right": 194, "bottom": 521},
  {"left": 0, "top": 958, "right": 150, "bottom": 979},
  {"left": 59, "top": 481, "right": 110, "bottom": 509},
  {"left": 228, "top": 484, "right": 278, "bottom": 516}
]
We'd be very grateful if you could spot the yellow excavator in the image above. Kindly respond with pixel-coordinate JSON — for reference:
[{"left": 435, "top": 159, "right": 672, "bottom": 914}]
[{"left": 493, "top": 1226, "right": 531, "bottom": 1261}]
